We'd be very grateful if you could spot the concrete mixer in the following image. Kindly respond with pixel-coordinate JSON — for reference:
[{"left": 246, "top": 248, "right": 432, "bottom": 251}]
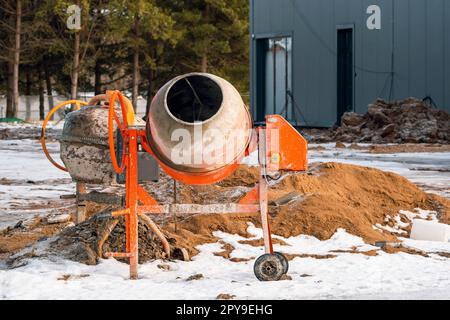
[{"left": 41, "top": 73, "right": 308, "bottom": 281}]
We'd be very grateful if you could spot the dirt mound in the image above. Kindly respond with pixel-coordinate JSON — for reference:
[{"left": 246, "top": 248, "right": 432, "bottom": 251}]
[
  {"left": 0, "top": 124, "right": 62, "bottom": 140},
  {"left": 50, "top": 212, "right": 190, "bottom": 265},
  {"left": 8, "top": 163, "right": 448, "bottom": 266},
  {"left": 167, "top": 163, "right": 448, "bottom": 252},
  {"left": 304, "top": 98, "right": 450, "bottom": 143}
]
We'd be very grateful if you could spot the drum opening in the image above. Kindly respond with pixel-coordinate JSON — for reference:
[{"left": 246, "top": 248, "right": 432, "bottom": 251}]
[{"left": 166, "top": 75, "right": 223, "bottom": 123}]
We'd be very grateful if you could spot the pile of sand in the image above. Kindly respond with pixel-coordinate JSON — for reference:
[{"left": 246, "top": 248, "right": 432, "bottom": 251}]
[
  {"left": 5, "top": 163, "right": 449, "bottom": 266},
  {"left": 165, "top": 163, "right": 449, "bottom": 257},
  {"left": 304, "top": 98, "right": 450, "bottom": 144}
]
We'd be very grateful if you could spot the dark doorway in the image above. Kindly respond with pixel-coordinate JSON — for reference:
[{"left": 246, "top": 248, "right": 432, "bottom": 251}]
[
  {"left": 255, "top": 36, "right": 293, "bottom": 124},
  {"left": 337, "top": 28, "right": 354, "bottom": 124}
]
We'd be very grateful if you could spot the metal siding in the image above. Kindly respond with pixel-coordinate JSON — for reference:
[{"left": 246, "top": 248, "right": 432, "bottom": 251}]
[
  {"left": 251, "top": 0, "right": 450, "bottom": 126},
  {"left": 443, "top": 1, "right": 450, "bottom": 112},
  {"left": 250, "top": 0, "right": 255, "bottom": 119},
  {"left": 408, "top": 0, "right": 427, "bottom": 99},
  {"left": 319, "top": 0, "right": 336, "bottom": 125},
  {"left": 426, "top": 0, "right": 445, "bottom": 108},
  {"left": 393, "top": 0, "right": 410, "bottom": 100}
]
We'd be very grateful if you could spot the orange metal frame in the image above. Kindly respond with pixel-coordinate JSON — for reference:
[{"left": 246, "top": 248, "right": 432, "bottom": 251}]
[
  {"left": 42, "top": 91, "right": 307, "bottom": 280},
  {"left": 105, "top": 91, "right": 299, "bottom": 279}
]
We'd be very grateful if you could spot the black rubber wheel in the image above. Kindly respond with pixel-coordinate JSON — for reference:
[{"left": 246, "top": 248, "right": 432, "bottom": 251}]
[
  {"left": 253, "top": 253, "right": 285, "bottom": 281},
  {"left": 274, "top": 252, "right": 289, "bottom": 274}
]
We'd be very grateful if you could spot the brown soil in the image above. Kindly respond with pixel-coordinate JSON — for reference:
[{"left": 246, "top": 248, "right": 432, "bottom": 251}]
[
  {"left": 382, "top": 244, "right": 429, "bottom": 257},
  {"left": 0, "top": 216, "right": 71, "bottom": 259},
  {"left": 158, "top": 162, "right": 449, "bottom": 260},
  {"left": 347, "top": 143, "right": 450, "bottom": 154},
  {"left": 238, "top": 238, "right": 288, "bottom": 247}
]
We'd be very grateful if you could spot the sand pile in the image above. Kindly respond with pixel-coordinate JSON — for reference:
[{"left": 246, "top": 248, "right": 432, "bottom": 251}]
[
  {"left": 304, "top": 98, "right": 450, "bottom": 143},
  {"left": 7, "top": 163, "right": 449, "bottom": 266},
  {"left": 166, "top": 163, "right": 448, "bottom": 256}
]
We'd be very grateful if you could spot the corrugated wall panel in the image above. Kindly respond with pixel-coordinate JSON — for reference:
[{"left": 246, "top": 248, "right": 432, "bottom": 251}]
[
  {"left": 408, "top": 0, "right": 427, "bottom": 99},
  {"left": 445, "top": 0, "right": 450, "bottom": 112},
  {"left": 251, "top": 0, "right": 450, "bottom": 126},
  {"left": 393, "top": 0, "right": 410, "bottom": 100},
  {"left": 318, "top": 0, "right": 336, "bottom": 124},
  {"left": 426, "top": 0, "right": 445, "bottom": 107}
]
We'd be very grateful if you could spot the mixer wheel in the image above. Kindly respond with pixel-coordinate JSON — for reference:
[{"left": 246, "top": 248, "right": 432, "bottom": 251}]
[
  {"left": 254, "top": 253, "right": 287, "bottom": 281},
  {"left": 274, "top": 251, "right": 289, "bottom": 274}
]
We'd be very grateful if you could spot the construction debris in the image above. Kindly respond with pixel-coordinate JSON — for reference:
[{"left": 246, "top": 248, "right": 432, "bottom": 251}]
[{"left": 305, "top": 98, "right": 450, "bottom": 143}]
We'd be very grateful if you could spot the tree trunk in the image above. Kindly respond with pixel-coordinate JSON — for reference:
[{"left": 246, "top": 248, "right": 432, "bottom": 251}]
[
  {"left": 131, "top": 14, "right": 140, "bottom": 111},
  {"left": 201, "top": 55, "right": 208, "bottom": 73},
  {"left": 6, "top": 62, "right": 13, "bottom": 118},
  {"left": 7, "top": 0, "right": 22, "bottom": 118},
  {"left": 44, "top": 57, "right": 54, "bottom": 111},
  {"left": 94, "top": 60, "right": 102, "bottom": 95},
  {"left": 71, "top": 31, "right": 80, "bottom": 100},
  {"left": 145, "top": 68, "right": 154, "bottom": 118},
  {"left": 25, "top": 67, "right": 31, "bottom": 121},
  {"left": 38, "top": 64, "right": 45, "bottom": 120}
]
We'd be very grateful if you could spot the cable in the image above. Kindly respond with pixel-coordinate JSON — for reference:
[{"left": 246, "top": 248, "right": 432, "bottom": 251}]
[
  {"left": 423, "top": 96, "right": 437, "bottom": 108},
  {"left": 287, "top": 90, "right": 310, "bottom": 127}
]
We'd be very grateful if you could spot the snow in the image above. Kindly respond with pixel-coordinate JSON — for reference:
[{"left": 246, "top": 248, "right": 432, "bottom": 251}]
[
  {"left": 1, "top": 133, "right": 449, "bottom": 299},
  {"left": 0, "top": 139, "right": 74, "bottom": 228},
  {"left": 373, "top": 209, "right": 439, "bottom": 236},
  {"left": 0, "top": 139, "right": 67, "bottom": 181},
  {"left": 1, "top": 225, "right": 449, "bottom": 300}
]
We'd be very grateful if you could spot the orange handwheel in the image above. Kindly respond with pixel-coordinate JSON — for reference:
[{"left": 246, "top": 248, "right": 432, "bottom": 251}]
[{"left": 108, "top": 90, "right": 129, "bottom": 174}]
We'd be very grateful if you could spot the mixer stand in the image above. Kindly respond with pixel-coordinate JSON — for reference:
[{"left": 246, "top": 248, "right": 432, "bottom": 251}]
[{"left": 103, "top": 91, "right": 305, "bottom": 281}]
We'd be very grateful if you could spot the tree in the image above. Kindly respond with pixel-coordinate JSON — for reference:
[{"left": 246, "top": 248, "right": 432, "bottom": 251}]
[
  {"left": 105, "top": 0, "right": 177, "bottom": 110},
  {"left": 0, "top": 0, "right": 22, "bottom": 118}
]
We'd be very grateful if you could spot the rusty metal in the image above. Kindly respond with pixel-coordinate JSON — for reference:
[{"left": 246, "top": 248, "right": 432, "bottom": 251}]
[
  {"left": 60, "top": 106, "right": 118, "bottom": 184},
  {"left": 41, "top": 100, "right": 88, "bottom": 172}
]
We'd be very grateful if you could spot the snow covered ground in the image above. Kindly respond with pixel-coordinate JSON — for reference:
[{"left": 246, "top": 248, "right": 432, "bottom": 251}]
[
  {"left": 1, "top": 224, "right": 449, "bottom": 300},
  {"left": 0, "top": 139, "right": 74, "bottom": 228},
  {"left": 0, "top": 129, "right": 449, "bottom": 300}
]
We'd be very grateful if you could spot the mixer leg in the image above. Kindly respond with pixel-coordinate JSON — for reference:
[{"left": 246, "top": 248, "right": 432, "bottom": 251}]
[
  {"left": 75, "top": 182, "right": 86, "bottom": 224},
  {"left": 259, "top": 172, "right": 273, "bottom": 254},
  {"left": 257, "top": 127, "right": 273, "bottom": 255},
  {"left": 127, "top": 130, "right": 140, "bottom": 279}
]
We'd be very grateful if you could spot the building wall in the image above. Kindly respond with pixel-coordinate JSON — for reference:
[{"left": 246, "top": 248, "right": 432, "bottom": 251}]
[{"left": 250, "top": 0, "right": 450, "bottom": 127}]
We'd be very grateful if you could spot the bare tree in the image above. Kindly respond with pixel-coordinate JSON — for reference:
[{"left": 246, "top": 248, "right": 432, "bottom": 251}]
[{"left": 0, "top": 0, "right": 22, "bottom": 118}]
